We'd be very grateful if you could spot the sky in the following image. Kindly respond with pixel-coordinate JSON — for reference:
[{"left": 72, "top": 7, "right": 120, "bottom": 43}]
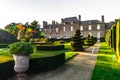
[{"left": 0, "top": 0, "right": 120, "bottom": 29}]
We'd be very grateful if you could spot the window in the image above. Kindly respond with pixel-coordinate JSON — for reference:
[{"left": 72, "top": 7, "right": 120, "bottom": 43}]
[
  {"left": 63, "top": 27, "right": 66, "bottom": 31},
  {"left": 56, "top": 28, "right": 58, "bottom": 33},
  {"left": 97, "top": 24, "right": 100, "bottom": 29},
  {"left": 80, "top": 26, "right": 83, "bottom": 31},
  {"left": 88, "top": 25, "right": 91, "bottom": 30},
  {"left": 71, "top": 26, "right": 73, "bottom": 31}
]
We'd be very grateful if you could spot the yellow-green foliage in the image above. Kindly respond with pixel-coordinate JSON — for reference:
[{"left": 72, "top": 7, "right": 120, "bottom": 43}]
[
  {"left": 105, "top": 30, "right": 110, "bottom": 45},
  {"left": 116, "top": 19, "right": 120, "bottom": 59},
  {"left": 105, "top": 19, "right": 120, "bottom": 61}
]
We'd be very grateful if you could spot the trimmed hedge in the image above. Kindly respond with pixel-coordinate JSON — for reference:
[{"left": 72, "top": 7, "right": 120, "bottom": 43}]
[
  {"left": 0, "top": 53, "right": 65, "bottom": 80},
  {"left": 105, "top": 19, "right": 120, "bottom": 61},
  {"left": 34, "top": 42, "right": 52, "bottom": 45},
  {"left": 36, "top": 45, "right": 64, "bottom": 51},
  {"left": 100, "top": 37, "right": 105, "bottom": 42},
  {"left": 29, "top": 52, "right": 65, "bottom": 73},
  {"left": 0, "top": 44, "right": 9, "bottom": 48}
]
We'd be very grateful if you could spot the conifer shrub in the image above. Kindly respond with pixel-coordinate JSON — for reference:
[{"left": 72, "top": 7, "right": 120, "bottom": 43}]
[
  {"left": 84, "top": 34, "right": 96, "bottom": 46},
  {"left": 71, "top": 30, "right": 84, "bottom": 51}
]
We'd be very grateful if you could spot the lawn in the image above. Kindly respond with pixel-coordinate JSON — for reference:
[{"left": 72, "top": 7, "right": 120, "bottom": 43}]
[{"left": 91, "top": 42, "right": 120, "bottom": 80}]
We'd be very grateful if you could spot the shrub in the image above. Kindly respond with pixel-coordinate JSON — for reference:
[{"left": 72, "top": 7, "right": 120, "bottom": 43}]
[
  {"left": 84, "top": 34, "right": 96, "bottom": 46},
  {"left": 100, "top": 36, "right": 105, "bottom": 42},
  {"left": 34, "top": 38, "right": 40, "bottom": 42},
  {"left": 71, "top": 30, "right": 84, "bottom": 51},
  {"left": 0, "top": 44, "right": 9, "bottom": 48},
  {"left": 21, "top": 38, "right": 27, "bottom": 42},
  {"left": 36, "top": 45, "right": 64, "bottom": 51},
  {"left": 29, "top": 38, "right": 34, "bottom": 44},
  {"left": 9, "top": 42, "right": 33, "bottom": 55}
]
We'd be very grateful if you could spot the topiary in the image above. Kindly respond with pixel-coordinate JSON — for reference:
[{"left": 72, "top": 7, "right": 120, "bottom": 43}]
[
  {"left": 71, "top": 30, "right": 84, "bottom": 51},
  {"left": 84, "top": 34, "right": 96, "bottom": 46}
]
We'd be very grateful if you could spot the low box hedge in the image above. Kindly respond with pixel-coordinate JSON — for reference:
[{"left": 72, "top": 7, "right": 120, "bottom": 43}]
[
  {"left": 0, "top": 44, "right": 9, "bottom": 48},
  {"left": 34, "top": 42, "right": 52, "bottom": 45},
  {"left": 0, "top": 53, "right": 65, "bottom": 80},
  {"left": 36, "top": 45, "right": 64, "bottom": 51}
]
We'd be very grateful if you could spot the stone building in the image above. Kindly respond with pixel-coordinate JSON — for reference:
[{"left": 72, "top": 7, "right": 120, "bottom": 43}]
[{"left": 41, "top": 15, "right": 112, "bottom": 40}]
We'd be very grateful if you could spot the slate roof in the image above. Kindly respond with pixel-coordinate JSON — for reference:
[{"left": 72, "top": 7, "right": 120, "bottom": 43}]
[
  {"left": 63, "top": 17, "right": 78, "bottom": 23},
  {"left": 81, "top": 20, "right": 102, "bottom": 25},
  {"left": 105, "top": 22, "right": 114, "bottom": 29}
]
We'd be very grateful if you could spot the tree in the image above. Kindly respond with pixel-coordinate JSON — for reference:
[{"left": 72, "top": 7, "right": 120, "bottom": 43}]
[{"left": 71, "top": 30, "right": 84, "bottom": 51}]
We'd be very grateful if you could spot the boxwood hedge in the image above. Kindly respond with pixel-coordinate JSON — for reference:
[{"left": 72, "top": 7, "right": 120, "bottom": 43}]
[{"left": 36, "top": 45, "right": 64, "bottom": 51}]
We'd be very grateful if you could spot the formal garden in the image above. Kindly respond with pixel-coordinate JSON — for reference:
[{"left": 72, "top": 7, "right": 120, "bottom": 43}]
[
  {"left": 1, "top": 19, "right": 120, "bottom": 80},
  {"left": 0, "top": 20, "right": 97, "bottom": 80}
]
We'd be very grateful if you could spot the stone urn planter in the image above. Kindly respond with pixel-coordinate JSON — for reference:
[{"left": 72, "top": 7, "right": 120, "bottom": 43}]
[{"left": 9, "top": 42, "right": 33, "bottom": 80}]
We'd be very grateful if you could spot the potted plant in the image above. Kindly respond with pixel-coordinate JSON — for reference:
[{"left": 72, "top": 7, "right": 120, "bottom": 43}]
[{"left": 9, "top": 42, "right": 33, "bottom": 79}]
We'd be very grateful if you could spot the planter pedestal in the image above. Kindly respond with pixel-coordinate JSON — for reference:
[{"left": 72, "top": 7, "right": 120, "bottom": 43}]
[{"left": 13, "top": 54, "right": 29, "bottom": 80}]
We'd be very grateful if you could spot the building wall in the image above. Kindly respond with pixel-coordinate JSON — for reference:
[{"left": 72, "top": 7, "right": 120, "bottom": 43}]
[{"left": 42, "top": 16, "right": 106, "bottom": 39}]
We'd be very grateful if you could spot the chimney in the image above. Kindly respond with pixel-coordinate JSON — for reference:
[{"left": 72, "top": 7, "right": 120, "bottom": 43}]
[
  {"left": 101, "top": 15, "right": 104, "bottom": 23},
  {"left": 61, "top": 18, "right": 64, "bottom": 23},
  {"left": 43, "top": 21, "right": 48, "bottom": 28},
  {"left": 78, "top": 15, "right": 81, "bottom": 21}
]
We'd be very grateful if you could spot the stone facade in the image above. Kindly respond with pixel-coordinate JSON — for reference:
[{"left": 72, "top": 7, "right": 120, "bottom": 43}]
[{"left": 41, "top": 15, "right": 112, "bottom": 40}]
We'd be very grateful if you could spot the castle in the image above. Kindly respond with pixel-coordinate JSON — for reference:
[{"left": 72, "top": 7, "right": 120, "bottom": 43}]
[{"left": 41, "top": 15, "right": 113, "bottom": 40}]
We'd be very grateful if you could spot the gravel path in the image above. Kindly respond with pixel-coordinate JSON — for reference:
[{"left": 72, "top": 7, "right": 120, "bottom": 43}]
[{"left": 9, "top": 42, "right": 100, "bottom": 80}]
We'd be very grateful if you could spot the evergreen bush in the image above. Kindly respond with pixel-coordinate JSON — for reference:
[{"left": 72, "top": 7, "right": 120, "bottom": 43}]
[
  {"left": 84, "top": 34, "right": 95, "bottom": 46},
  {"left": 71, "top": 30, "right": 83, "bottom": 51}
]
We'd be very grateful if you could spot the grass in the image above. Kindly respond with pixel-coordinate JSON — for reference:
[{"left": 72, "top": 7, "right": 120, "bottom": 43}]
[
  {"left": 91, "top": 42, "right": 120, "bottom": 80},
  {"left": 0, "top": 42, "right": 77, "bottom": 63}
]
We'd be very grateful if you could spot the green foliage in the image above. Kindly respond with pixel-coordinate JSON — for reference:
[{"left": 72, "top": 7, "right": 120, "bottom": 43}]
[
  {"left": 105, "top": 30, "right": 111, "bottom": 46},
  {"left": 36, "top": 45, "right": 64, "bottom": 51},
  {"left": 105, "top": 19, "right": 120, "bottom": 60},
  {"left": 100, "top": 36, "right": 105, "bottom": 42},
  {"left": 84, "top": 34, "right": 96, "bottom": 46},
  {"left": 0, "top": 44, "right": 9, "bottom": 48},
  {"left": 71, "top": 30, "right": 83, "bottom": 51},
  {"left": 34, "top": 38, "right": 40, "bottom": 42},
  {"left": 29, "top": 38, "right": 34, "bottom": 43},
  {"left": 9, "top": 42, "right": 33, "bottom": 55},
  {"left": 0, "top": 29, "right": 18, "bottom": 43},
  {"left": 21, "top": 38, "right": 27, "bottom": 42}
]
